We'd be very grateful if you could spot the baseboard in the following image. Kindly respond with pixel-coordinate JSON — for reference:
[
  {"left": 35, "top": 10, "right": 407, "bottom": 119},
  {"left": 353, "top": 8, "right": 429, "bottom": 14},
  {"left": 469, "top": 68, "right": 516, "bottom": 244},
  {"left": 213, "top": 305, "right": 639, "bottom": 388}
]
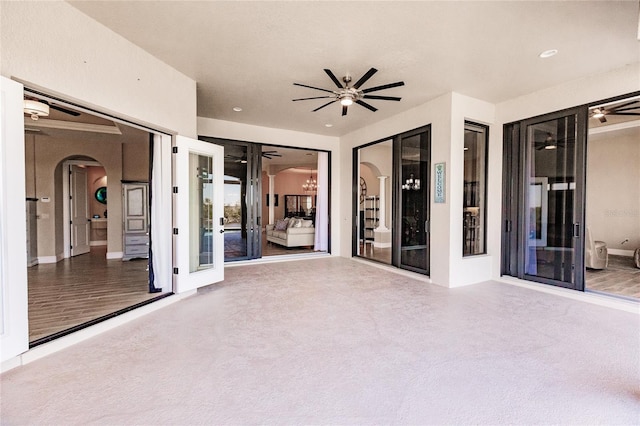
[
  {"left": 373, "top": 242, "right": 392, "bottom": 248},
  {"left": 106, "top": 251, "right": 123, "bottom": 259},
  {"left": 609, "top": 248, "right": 634, "bottom": 257},
  {"left": 90, "top": 240, "right": 107, "bottom": 247},
  {"left": 37, "top": 253, "right": 64, "bottom": 264}
]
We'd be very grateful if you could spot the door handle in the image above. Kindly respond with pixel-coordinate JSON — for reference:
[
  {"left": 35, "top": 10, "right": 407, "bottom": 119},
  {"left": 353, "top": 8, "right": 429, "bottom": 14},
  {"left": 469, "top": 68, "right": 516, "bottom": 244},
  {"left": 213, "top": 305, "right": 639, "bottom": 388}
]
[
  {"left": 219, "top": 229, "right": 224, "bottom": 234},
  {"left": 573, "top": 223, "right": 580, "bottom": 238}
]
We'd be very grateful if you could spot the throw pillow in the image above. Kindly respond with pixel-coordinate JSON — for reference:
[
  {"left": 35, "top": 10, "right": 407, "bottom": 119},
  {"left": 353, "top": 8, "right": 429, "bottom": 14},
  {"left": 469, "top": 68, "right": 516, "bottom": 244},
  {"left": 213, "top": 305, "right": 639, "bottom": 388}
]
[
  {"left": 288, "top": 218, "right": 299, "bottom": 228},
  {"left": 301, "top": 219, "right": 313, "bottom": 228},
  {"left": 274, "top": 219, "right": 288, "bottom": 231}
]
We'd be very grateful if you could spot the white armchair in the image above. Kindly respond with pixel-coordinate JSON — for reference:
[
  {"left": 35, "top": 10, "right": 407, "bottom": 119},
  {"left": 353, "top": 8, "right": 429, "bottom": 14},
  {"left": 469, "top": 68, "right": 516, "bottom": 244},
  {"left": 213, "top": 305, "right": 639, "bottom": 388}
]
[{"left": 585, "top": 227, "right": 608, "bottom": 270}]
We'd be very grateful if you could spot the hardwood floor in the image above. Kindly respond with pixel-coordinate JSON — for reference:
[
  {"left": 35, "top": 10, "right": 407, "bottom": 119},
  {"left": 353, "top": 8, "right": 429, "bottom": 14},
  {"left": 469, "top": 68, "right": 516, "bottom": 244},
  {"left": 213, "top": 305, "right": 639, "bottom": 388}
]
[
  {"left": 358, "top": 241, "right": 392, "bottom": 264},
  {"left": 28, "top": 247, "right": 166, "bottom": 343},
  {"left": 586, "top": 254, "right": 640, "bottom": 299}
]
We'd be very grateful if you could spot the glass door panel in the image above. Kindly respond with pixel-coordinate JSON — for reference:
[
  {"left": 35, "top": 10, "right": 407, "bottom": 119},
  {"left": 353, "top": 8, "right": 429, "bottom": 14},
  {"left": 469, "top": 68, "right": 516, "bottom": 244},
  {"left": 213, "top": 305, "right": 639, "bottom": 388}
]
[
  {"left": 190, "top": 153, "right": 214, "bottom": 271},
  {"left": 223, "top": 144, "right": 249, "bottom": 260},
  {"left": 522, "top": 111, "right": 585, "bottom": 289},
  {"left": 220, "top": 142, "right": 261, "bottom": 261},
  {"left": 354, "top": 140, "right": 393, "bottom": 265},
  {"left": 396, "top": 130, "right": 430, "bottom": 274}
]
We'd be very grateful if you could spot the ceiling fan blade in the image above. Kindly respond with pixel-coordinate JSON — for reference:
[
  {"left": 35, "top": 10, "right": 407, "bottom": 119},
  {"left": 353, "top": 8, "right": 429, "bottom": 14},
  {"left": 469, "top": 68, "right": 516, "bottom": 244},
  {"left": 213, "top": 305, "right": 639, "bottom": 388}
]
[
  {"left": 608, "top": 105, "right": 640, "bottom": 113},
  {"left": 324, "top": 69, "right": 344, "bottom": 89},
  {"left": 313, "top": 100, "right": 337, "bottom": 112},
  {"left": 292, "top": 96, "right": 334, "bottom": 101},
  {"left": 353, "top": 68, "right": 378, "bottom": 89},
  {"left": 608, "top": 100, "right": 639, "bottom": 111},
  {"left": 342, "top": 105, "right": 348, "bottom": 116},
  {"left": 293, "top": 82, "right": 335, "bottom": 94},
  {"left": 598, "top": 115, "right": 607, "bottom": 123},
  {"left": 362, "top": 81, "right": 405, "bottom": 93},
  {"left": 363, "top": 95, "right": 401, "bottom": 101},
  {"left": 49, "top": 103, "right": 81, "bottom": 117},
  {"left": 356, "top": 100, "right": 378, "bottom": 112},
  {"left": 610, "top": 112, "right": 640, "bottom": 116}
]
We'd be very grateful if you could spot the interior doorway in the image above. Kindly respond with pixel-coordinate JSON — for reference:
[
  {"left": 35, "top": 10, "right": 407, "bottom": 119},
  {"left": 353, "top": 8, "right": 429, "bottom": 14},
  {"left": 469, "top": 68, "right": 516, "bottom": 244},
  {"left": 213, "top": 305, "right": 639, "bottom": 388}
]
[
  {"left": 23, "top": 90, "right": 169, "bottom": 345},
  {"left": 200, "top": 137, "right": 330, "bottom": 261}
]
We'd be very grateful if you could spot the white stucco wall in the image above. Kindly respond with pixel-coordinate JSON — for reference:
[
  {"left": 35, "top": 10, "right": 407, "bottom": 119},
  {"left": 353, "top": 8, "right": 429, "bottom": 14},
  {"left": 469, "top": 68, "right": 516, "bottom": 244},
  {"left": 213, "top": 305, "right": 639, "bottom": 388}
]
[{"left": 0, "top": 1, "right": 197, "bottom": 137}]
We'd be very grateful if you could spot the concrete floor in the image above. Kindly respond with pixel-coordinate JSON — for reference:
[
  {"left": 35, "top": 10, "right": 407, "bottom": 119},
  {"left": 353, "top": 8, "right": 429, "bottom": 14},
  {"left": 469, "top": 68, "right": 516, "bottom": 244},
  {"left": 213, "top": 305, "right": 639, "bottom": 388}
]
[{"left": 2, "top": 257, "right": 638, "bottom": 424}]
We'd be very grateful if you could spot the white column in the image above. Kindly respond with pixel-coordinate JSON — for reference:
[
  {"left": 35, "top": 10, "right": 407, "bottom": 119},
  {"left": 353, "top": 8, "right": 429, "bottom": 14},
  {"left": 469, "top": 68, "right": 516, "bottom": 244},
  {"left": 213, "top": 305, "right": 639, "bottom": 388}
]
[
  {"left": 375, "top": 176, "right": 389, "bottom": 231},
  {"left": 374, "top": 175, "right": 391, "bottom": 248},
  {"left": 268, "top": 174, "right": 275, "bottom": 225}
]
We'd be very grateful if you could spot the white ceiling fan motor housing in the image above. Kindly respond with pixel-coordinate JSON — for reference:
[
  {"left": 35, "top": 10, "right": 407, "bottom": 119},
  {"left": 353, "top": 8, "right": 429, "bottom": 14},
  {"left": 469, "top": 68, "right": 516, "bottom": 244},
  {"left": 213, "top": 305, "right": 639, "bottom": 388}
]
[{"left": 24, "top": 99, "right": 50, "bottom": 121}]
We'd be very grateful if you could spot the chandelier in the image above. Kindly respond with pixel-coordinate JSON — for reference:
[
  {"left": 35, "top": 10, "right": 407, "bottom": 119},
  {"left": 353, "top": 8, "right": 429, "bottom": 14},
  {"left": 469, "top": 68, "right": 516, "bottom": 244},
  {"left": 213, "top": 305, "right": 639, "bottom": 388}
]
[
  {"left": 402, "top": 173, "right": 420, "bottom": 191},
  {"left": 302, "top": 169, "right": 317, "bottom": 192}
]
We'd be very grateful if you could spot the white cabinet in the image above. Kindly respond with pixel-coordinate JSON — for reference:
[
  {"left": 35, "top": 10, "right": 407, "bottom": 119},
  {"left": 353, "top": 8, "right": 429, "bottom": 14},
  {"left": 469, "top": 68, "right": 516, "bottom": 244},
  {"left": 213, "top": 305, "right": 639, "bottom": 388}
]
[{"left": 122, "top": 182, "right": 149, "bottom": 261}]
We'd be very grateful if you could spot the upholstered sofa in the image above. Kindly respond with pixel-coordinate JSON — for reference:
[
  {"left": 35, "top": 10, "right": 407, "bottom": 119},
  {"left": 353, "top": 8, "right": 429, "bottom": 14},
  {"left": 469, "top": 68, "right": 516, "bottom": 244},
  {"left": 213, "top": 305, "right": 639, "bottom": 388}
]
[{"left": 266, "top": 217, "right": 315, "bottom": 247}]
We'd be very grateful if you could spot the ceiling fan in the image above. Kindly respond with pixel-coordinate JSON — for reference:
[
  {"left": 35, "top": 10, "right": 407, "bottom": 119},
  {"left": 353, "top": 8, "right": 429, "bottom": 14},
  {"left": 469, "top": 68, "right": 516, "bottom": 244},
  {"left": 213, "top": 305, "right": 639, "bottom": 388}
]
[
  {"left": 534, "top": 132, "right": 566, "bottom": 150},
  {"left": 262, "top": 150, "right": 282, "bottom": 159},
  {"left": 591, "top": 99, "right": 640, "bottom": 123},
  {"left": 225, "top": 150, "right": 282, "bottom": 163},
  {"left": 24, "top": 96, "right": 81, "bottom": 120},
  {"left": 293, "top": 67, "right": 404, "bottom": 116}
]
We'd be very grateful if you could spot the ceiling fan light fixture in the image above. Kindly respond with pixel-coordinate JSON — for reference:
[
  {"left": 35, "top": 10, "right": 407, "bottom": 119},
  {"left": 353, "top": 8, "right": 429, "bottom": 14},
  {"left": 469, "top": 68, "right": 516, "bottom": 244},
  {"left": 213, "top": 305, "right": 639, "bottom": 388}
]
[
  {"left": 592, "top": 109, "right": 605, "bottom": 118},
  {"left": 23, "top": 99, "right": 49, "bottom": 121},
  {"left": 544, "top": 144, "right": 557, "bottom": 150},
  {"left": 339, "top": 95, "right": 354, "bottom": 106}
]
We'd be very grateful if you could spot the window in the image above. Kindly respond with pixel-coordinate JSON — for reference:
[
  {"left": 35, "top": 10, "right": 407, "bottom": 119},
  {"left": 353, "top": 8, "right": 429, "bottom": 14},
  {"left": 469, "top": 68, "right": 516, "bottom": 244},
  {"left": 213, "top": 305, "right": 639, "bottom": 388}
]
[{"left": 463, "top": 122, "right": 488, "bottom": 256}]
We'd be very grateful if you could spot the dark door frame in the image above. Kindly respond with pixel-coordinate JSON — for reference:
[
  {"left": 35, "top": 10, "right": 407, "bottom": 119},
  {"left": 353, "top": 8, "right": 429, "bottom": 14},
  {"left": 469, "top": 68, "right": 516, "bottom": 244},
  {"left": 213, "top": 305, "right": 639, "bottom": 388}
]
[
  {"left": 352, "top": 125, "right": 431, "bottom": 275},
  {"left": 502, "top": 106, "right": 588, "bottom": 290}
]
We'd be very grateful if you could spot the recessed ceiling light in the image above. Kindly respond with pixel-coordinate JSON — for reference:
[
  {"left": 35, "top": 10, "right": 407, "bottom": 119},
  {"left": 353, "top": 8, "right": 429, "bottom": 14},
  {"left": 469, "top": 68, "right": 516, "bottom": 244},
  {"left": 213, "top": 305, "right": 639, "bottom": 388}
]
[
  {"left": 232, "top": 107, "right": 242, "bottom": 112},
  {"left": 325, "top": 124, "right": 333, "bottom": 128},
  {"left": 539, "top": 49, "right": 558, "bottom": 58}
]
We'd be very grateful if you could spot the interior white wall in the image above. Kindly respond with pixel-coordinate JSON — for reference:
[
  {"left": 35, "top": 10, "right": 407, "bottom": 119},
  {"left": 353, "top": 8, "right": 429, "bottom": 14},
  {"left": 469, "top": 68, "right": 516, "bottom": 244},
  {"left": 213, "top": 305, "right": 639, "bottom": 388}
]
[
  {"left": 0, "top": 1, "right": 197, "bottom": 137},
  {"left": 586, "top": 127, "right": 640, "bottom": 252},
  {"left": 197, "top": 117, "right": 341, "bottom": 255}
]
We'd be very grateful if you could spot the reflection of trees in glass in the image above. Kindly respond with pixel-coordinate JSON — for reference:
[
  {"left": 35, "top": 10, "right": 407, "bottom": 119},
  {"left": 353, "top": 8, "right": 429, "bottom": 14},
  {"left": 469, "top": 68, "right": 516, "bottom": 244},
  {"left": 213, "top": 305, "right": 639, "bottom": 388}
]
[
  {"left": 224, "top": 204, "right": 241, "bottom": 224},
  {"left": 202, "top": 198, "right": 213, "bottom": 230}
]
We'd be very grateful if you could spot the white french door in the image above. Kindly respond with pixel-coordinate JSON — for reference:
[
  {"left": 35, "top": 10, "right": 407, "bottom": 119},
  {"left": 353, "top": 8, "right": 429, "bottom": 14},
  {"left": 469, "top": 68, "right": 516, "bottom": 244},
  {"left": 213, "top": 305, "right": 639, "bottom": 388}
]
[
  {"left": 0, "top": 76, "right": 29, "bottom": 362},
  {"left": 174, "top": 136, "right": 225, "bottom": 293}
]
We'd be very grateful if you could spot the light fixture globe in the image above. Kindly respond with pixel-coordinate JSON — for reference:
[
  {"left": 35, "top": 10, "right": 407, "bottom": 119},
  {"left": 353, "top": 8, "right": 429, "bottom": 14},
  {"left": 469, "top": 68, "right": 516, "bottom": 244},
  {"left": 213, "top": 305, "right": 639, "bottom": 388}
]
[
  {"left": 339, "top": 93, "right": 354, "bottom": 106},
  {"left": 23, "top": 99, "right": 49, "bottom": 121}
]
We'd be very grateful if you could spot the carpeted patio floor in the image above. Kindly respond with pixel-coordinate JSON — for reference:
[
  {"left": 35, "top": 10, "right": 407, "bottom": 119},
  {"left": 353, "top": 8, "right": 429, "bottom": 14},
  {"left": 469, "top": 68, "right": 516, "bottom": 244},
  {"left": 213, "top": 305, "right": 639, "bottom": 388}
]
[{"left": 1, "top": 257, "right": 638, "bottom": 424}]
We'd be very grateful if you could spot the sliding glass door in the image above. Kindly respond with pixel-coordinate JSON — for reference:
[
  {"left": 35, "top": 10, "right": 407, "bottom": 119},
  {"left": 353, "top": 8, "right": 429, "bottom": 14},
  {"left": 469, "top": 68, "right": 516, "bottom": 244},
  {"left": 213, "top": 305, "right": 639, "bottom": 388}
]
[
  {"left": 502, "top": 107, "right": 587, "bottom": 290},
  {"left": 354, "top": 126, "right": 431, "bottom": 275},
  {"left": 394, "top": 128, "right": 430, "bottom": 274}
]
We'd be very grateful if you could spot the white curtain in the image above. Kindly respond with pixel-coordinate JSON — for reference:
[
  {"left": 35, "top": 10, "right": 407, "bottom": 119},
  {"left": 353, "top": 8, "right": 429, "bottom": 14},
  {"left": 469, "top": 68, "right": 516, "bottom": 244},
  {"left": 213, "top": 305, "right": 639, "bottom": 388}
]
[
  {"left": 150, "top": 133, "right": 173, "bottom": 292},
  {"left": 314, "top": 152, "right": 329, "bottom": 251}
]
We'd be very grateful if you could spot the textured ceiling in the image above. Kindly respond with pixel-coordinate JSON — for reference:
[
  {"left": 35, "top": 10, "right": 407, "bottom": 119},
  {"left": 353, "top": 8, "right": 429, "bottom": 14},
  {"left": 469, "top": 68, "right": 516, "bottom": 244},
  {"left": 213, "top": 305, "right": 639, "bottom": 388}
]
[{"left": 68, "top": 1, "right": 640, "bottom": 137}]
